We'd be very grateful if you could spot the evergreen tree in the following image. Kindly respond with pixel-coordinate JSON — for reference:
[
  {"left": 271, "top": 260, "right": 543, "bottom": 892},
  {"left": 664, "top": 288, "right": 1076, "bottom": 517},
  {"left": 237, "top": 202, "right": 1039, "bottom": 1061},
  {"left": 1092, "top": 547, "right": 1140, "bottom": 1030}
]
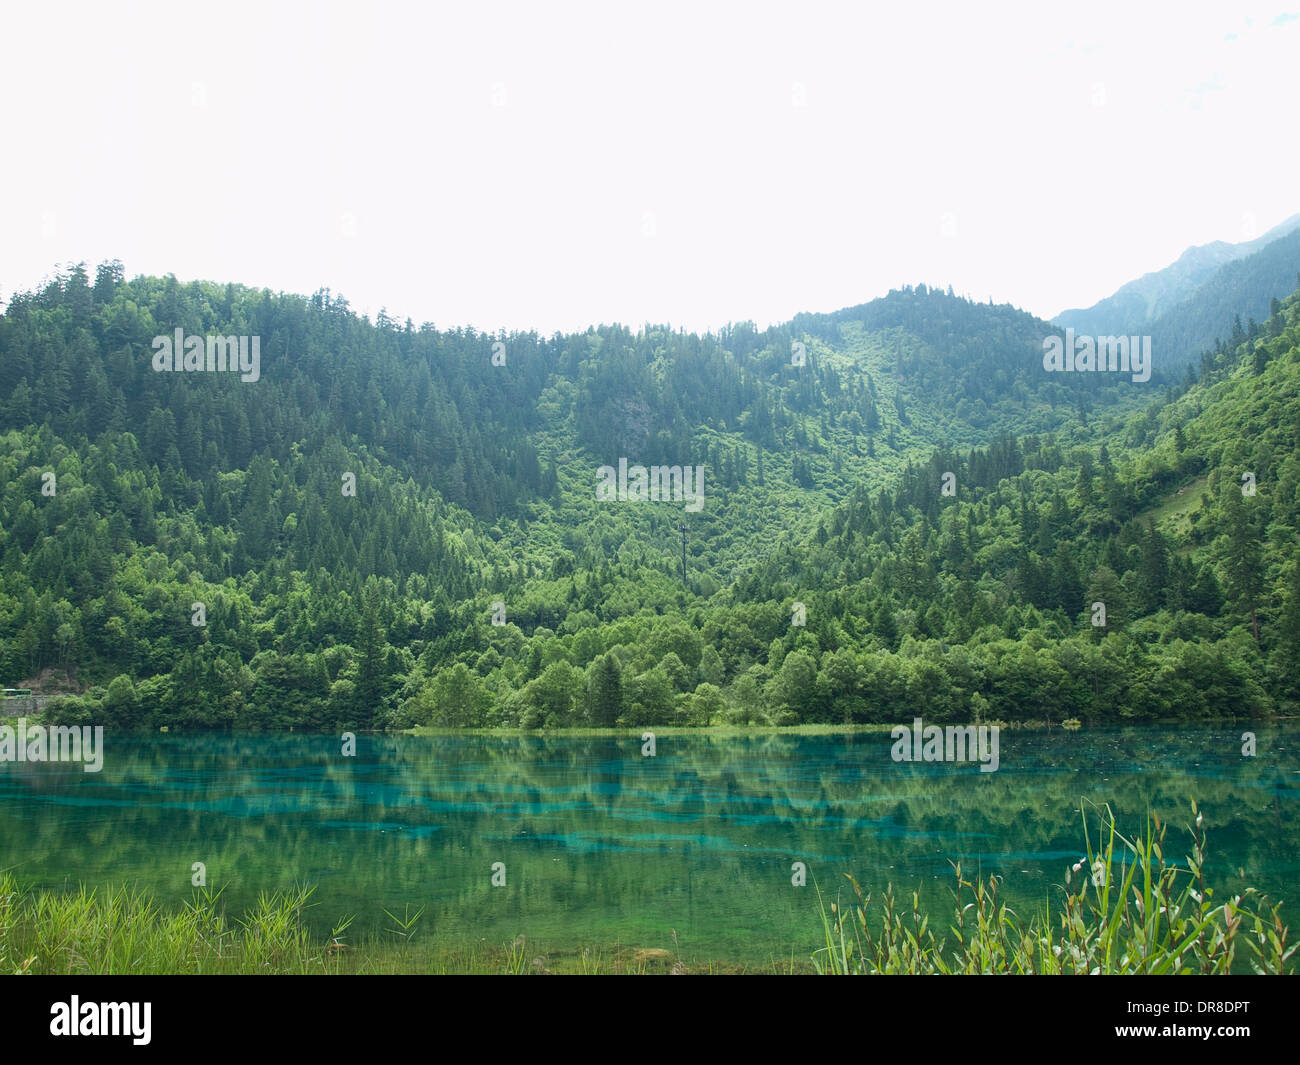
[
  {"left": 354, "top": 591, "right": 386, "bottom": 726},
  {"left": 585, "top": 653, "right": 623, "bottom": 726},
  {"left": 1222, "top": 486, "right": 1263, "bottom": 641}
]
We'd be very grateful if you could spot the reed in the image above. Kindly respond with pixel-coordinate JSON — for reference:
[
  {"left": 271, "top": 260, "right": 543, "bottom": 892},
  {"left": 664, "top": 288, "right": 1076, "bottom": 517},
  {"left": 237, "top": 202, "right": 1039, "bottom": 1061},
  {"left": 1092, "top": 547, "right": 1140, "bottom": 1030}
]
[{"left": 812, "top": 800, "right": 1295, "bottom": 975}]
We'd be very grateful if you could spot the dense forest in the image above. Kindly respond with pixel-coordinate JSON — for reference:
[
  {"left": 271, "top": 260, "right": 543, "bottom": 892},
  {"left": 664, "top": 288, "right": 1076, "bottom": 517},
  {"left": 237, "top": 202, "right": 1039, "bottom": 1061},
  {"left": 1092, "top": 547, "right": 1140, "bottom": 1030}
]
[{"left": 1, "top": 261, "right": 1297, "bottom": 730}]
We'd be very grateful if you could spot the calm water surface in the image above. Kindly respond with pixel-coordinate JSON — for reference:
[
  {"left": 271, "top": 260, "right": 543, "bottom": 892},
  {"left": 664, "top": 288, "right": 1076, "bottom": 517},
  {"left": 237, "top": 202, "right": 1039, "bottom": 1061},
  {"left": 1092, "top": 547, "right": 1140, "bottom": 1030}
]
[{"left": 1, "top": 727, "right": 1296, "bottom": 962}]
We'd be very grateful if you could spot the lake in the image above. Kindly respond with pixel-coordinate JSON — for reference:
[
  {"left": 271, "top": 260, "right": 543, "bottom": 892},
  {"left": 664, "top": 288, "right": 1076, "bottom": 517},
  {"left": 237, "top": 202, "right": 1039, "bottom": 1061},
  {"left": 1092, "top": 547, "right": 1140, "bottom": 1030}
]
[{"left": 1, "top": 726, "right": 1296, "bottom": 965}]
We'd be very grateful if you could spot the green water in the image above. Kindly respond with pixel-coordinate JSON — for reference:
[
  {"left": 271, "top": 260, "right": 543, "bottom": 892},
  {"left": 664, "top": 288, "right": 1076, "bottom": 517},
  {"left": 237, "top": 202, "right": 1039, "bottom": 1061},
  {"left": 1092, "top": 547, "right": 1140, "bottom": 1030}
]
[{"left": 1, "top": 727, "right": 1296, "bottom": 963}]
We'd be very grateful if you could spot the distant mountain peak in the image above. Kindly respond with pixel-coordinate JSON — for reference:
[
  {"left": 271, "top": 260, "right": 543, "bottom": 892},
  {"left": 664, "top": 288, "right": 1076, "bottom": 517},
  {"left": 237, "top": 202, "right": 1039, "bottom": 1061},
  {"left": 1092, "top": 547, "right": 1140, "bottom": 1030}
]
[{"left": 1051, "top": 212, "right": 1300, "bottom": 364}]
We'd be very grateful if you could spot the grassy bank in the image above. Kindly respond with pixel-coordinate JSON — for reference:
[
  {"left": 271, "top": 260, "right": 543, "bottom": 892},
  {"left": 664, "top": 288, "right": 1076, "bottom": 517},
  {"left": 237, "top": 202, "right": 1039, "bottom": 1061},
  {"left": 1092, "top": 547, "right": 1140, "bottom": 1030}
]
[
  {"left": 2, "top": 802, "right": 1292, "bottom": 975},
  {"left": 400, "top": 720, "right": 1145, "bottom": 737},
  {"left": 0, "top": 877, "right": 776, "bottom": 975},
  {"left": 814, "top": 801, "right": 1296, "bottom": 974}
]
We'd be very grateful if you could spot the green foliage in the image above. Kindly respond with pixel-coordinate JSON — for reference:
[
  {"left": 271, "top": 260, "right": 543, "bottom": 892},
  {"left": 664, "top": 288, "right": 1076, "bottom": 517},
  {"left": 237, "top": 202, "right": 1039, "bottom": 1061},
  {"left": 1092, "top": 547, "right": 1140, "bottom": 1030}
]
[
  {"left": 584, "top": 653, "right": 623, "bottom": 726},
  {"left": 404, "top": 662, "right": 491, "bottom": 727},
  {"left": 812, "top": 802, "right": 1297, "bottom": 975},
  {"left": 2, "top": 266, "right": 1298, "bottom": 729}
]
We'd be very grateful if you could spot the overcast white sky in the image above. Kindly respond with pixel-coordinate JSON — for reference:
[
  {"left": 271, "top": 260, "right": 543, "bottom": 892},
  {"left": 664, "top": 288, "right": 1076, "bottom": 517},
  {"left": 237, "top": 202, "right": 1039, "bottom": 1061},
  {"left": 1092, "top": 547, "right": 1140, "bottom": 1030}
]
[{"left": 2, "top": 1, "right": 1298, "bottom": 335}]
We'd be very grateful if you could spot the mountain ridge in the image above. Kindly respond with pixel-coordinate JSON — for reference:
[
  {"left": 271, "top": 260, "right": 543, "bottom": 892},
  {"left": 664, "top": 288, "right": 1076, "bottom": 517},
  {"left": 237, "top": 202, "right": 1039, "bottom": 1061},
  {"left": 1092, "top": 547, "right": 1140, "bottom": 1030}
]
[
  {"left": 1, "top": 259, "right": 1296, "bottom": 731},
  {"left": 1053, "top": 212, "right": 1300, "bottom": 347}
]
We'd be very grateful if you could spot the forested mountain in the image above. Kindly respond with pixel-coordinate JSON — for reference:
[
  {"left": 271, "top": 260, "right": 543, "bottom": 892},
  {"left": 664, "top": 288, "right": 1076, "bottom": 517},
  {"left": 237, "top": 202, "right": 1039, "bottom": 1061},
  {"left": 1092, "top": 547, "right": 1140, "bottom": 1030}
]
[
  {"left": 1149, "top": 232, "right": 1300, "bottom": 369},
  {"left": 1053, "top": 212, "right": 1300, "bottom": 330},
  {"left": 737, "top": 289, "right": 1300, "bottom": 723},
  {"left": 1053, "top": 215, "right": 1300, "bottom": 368},
  {"left": 1, "top": 261, "right": 1296, "bottom": 731}
]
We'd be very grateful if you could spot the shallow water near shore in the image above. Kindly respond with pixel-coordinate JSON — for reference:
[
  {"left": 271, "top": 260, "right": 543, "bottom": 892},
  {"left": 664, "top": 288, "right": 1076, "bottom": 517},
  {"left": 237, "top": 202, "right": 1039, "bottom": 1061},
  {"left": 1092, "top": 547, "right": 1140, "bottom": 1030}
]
[{"left": 1, "top": 726, "right": 1296, "bottom": 962}]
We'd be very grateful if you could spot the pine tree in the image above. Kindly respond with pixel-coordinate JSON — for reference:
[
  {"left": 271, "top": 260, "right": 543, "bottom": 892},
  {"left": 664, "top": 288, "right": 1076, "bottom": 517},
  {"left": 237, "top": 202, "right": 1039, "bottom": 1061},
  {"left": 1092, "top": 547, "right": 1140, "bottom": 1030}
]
[
  {"left": 1137, "top": 523, "right": 1170, "bottom": 614},
  {"left": 1278, "top": 546, "right": 1300, "bottom": 692},
  {"left": 585, "top": 653, "right": 623, "bottom": 726},
  {"left": 1075, "top": 451, "right": 1096, "bottom": 508},
  {"left": 354, "top": 590, "right": 385, "bottom": 726},
  {"left": 1223, "top": 487, "right": 1263, "bottom": 641},
  {"left": 872, "top": 601, "right": 898, "bottom": 650}
]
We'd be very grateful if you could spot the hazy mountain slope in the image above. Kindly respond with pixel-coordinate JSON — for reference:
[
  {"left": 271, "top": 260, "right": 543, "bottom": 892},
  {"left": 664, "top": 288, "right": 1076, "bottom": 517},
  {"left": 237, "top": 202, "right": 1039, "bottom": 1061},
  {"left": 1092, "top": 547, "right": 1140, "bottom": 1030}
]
[
  {"left": 1053, "top": 213, "right": 1300, "bottom": 350},
  {"left": 1149, "top": 226, "right": 1300, "bottom": 368}
]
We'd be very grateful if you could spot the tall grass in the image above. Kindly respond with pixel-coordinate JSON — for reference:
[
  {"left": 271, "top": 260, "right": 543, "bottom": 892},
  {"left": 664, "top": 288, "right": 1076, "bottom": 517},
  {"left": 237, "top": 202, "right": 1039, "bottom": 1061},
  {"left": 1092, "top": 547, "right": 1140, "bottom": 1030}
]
[
  {"left": 0, "top": 878, "right": 326, "bottom": 975},
  {"left": 0, "top": 876, "right": 701, "bottom": 974},
  {"left": 2, "top": 801, "right": 1291, "bottom": 975},
  {"left": 812, "top": 800, "right": 1296, "bottom": 974}
]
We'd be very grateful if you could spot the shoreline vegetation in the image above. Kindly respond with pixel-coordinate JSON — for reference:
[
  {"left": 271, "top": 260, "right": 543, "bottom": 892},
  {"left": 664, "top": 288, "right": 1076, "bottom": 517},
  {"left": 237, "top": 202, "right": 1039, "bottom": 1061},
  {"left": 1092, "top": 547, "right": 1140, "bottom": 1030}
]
[
  {"left": 2, "top": 802, "right": 1291, "bottom": 976},
  {"left": 2, "top": 717, "right": 1293, "bottom": 736}
]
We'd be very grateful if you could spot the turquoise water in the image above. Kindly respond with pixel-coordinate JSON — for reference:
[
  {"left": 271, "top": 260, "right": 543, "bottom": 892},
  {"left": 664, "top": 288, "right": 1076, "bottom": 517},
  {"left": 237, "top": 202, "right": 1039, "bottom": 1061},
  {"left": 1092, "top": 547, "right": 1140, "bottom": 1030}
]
[{"left": 1, "top": 727, "right": 1295, "bottom": 962}]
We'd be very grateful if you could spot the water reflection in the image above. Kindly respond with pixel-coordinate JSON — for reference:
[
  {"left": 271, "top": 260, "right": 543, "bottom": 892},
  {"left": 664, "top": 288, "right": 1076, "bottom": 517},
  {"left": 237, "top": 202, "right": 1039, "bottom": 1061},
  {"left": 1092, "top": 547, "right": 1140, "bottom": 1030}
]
[{"left": 0, "top": 728, "right": 1294, "bottom": 960}]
